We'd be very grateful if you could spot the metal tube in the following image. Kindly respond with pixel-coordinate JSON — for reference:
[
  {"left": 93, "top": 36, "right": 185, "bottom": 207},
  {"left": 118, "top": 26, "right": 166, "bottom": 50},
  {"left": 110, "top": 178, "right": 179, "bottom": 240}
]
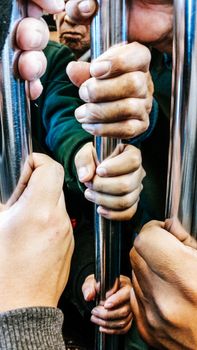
[
  {"left": 0, "top": 0, "right": 32, "bottom": 206},
  {"left": 91, "top": 1, "right": 127, "bottom": 349},
  {"left": 166, "top": 0, "right": 197, "bottom": 237}
]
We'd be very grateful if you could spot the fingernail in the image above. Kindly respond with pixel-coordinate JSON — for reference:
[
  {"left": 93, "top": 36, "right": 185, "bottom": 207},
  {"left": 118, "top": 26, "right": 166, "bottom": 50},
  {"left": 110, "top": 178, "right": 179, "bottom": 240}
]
[
  {"left": 96, "top": 166, "right": 107, "bottom": 176},
  {"left": 30, "top": 31, "right": 42, "bottom": 48},
  {"left": 55, "top": 0, "right": 65, "bottom": 10},
  {"left": 84, "top": 182, "right": 93, "bottom": 189},
  {"left": 79, "top": 86, "right": 89, "bottom": 102},
  {"left": 78, "top": 167, "right": 88, "bottom": 181},
  {"left": 82, "top": 124, "right": 95, "bottom": 134},
  {"left": 85, "top": 189, "right": 95, "bottom": 200},
  {"left": 91, "top": 309, "right": 99, "bottom": 316},
  {"left": 78, "top": 0, "right": 92, "bottom": 13},
  {"left": 75, "top": 104, "right": 87, "bottom": 120},
  {"left": 97, "top": 206, "right": 109, "bottom": 216},
  {"left": 90, "top": 61, "right": 111, "bottom": 77}
]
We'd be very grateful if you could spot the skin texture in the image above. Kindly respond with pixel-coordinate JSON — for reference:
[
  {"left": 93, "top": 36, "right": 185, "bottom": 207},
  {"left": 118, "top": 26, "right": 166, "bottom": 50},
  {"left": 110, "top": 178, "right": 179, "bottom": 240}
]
[
  {"left": 67, "top": 41, "right": 152, "bottom": 220},
  {"left": 54, "top": 11, "right": 90, "bottom": 58},
  {"left": 75, "top": 142, "right": 145, "bottom": 221},
  {"left": 130, "top": 220, "right": 197, "bottom": 350},
  {"left": 17, "top": 0, "right": 66, "bottom": 99},
  {"left": 0, "top": 154, "right": 74, "bottom": 311},
  {"left": 65, "top": 0, "right": 173, "bottom": 53},
  {"left": 82, "top": 274, "right": 133, "bottom": 335}
]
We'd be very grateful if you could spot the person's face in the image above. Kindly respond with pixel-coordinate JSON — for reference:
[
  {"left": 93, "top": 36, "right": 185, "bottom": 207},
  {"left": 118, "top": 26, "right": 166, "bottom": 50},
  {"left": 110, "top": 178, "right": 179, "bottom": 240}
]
[
  {"left": 54, "top": 11, "right": 90, "bottom": 58},
  {"left": 128, "top": 0, "right": 173, "bottom": 53}
]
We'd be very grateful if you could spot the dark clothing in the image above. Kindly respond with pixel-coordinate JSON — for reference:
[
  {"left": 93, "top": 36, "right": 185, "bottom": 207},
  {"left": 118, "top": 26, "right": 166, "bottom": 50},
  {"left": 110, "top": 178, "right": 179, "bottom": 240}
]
[{"left": 0, "top": 0, "right": 12, "bottom": 55}]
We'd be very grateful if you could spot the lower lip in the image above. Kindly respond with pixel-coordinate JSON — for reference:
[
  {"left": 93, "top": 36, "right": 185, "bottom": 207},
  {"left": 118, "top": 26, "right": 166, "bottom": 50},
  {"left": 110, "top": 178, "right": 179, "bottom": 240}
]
[{"left": 62, "top": 33, "right": 82, "bottom": 39}]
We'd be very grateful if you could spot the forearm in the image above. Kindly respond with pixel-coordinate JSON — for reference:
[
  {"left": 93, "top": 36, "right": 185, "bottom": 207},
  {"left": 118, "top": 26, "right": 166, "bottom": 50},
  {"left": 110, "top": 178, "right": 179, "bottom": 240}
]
[{"left": 0, "top": 307, "right": 65, "bottom": 350}]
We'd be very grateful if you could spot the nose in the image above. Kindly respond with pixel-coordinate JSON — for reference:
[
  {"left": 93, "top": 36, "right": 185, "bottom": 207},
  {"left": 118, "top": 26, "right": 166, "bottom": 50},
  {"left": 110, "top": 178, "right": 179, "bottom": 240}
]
[{"left": 64, "top": 14, "right": 76, "bottom": 26}]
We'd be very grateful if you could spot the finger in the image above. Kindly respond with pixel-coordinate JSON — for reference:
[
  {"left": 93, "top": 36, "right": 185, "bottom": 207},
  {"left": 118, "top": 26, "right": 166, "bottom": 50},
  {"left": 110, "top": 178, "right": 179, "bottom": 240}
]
[
  {"left": 84, "top": 186, "right": 142, "bottom": 210},
  {"left": 82, "top": 118, "right": 150, "bottom": 139},
  {"left": 16, "top": 18, "right": 49, "bottom": 51},
  {"left": 90, "top": 42, "right": 151, "bottom": 79},
  {"left": 104, "top": 286, "right": 132, "bottom": 309},
  {"left": 82, "top": 274, "right": 97, "bottom": 301},
  {"left": 28, "top": 79, "right": 43, "bottom": 100},
  {"left": 66, "top": 61, "right": 91, "bottom": 87},
  {"left": 91, "top": 312, "right": 132, "bottom": 330},
  {"left": 86, "top": 168, "right": 145, "bottom": 195},
  {"left": 75, "top": 142, "right": 97, "bottom": 182},
  {"left": 65, "top": 0, "right": 97, "bottom": 24},
  {"left": 97, "top": 201, "right": 139, "bottom": 221},
  {"left": 133, "top": 221, "right": 190, "bottom": 280},
  {"left": 18, "top": 51, "right": 47, "bottom": 81},
  {"left": 79, "top": 72, "right": 148, "bottom": 103},
  {"left": 32, "top": 0, "right": 65, "bottom": 14},
  {"left": 91, "top": 304, "right": 132, "bottom": 322},
  {"left": 165, "top": 217, "right": 197, "bottom": 249},
  {"left": 6, "top": 155, "right": 34, "bottom": 207},
  {"left": 97, "top": 202, "right": 139, "bottom": 221},
  {"left": 19, "top": 153, "right": 64, "bottom": 210},
  {"left": 75, "top": 98, "right": 149, "bottom": 124},
  {"left": 27, "top": 1, "right": 43, "bottom": 18},
  {"left": 99, "top": 320, "right": 132, "bottom": 335},
  {"left": 131, "top": 251, "right": 155, "bottom": 301},
  {"left": 96, "top": 145, "right": 142, "bottom": 177}
]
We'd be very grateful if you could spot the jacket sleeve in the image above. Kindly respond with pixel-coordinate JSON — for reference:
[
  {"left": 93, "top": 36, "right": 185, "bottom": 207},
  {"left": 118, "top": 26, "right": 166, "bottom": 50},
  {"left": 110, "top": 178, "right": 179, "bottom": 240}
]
[
  {"left": 0, "top": 307, "right": 65, "bottom": 349},
  {"left": 40, "top": 41, "right": 93, "bottom": 195}
]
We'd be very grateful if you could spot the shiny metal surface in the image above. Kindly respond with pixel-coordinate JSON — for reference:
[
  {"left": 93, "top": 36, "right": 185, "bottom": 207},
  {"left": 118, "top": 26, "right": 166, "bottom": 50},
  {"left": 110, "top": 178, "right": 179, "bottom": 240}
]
[
  {"left": 0, "top": 0, "right": 32, "bottom": 205},
  {"left": 91, "top": 1, "right": 127, "bottom": 349},
  {"left": 166, "top": 0, "right": 197, "bottom": 237}
]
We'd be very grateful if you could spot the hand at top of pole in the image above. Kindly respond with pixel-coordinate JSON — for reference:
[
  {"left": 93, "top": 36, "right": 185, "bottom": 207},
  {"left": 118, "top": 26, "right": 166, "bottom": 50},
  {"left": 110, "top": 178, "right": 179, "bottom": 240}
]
[{"left": 16, "top": 0, "right": 66, "bottom": 99}]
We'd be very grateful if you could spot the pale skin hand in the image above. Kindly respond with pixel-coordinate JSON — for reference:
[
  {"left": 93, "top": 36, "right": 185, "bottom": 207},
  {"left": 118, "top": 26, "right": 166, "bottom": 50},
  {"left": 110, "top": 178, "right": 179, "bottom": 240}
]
[
  {"left": 75, "top": 142, "right": 145, "bottom": 220},
  {"left": 16, "top": 0, "right": 66, "bottom": 99},
  {"left": 67, "top": 42, "right": 153, "bottom": 139},
  {"left": 130, "top": 220, "right": 197, "bottom": 350},
  {"left": 82, "top": 274, "right": 133, "bottom": 335},
  {"left": 0, "top": 153, "right": 74, "bottom": 311},
  {"left": 65, "top": 0, "right": 173, "bottom": 53}
]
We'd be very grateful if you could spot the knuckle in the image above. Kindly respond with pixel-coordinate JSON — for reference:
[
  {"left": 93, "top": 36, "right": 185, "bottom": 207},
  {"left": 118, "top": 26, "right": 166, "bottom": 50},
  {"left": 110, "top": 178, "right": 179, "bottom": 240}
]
[
  {"left": 129, "top": 147, "right": 142, "bottom": 169},
  {"left": 118, "top": 195, "right": 131, "bottom": 209},
  {"left": 127, "top": 98, "right": 139, "bottom": 116},
  {"left": 130, "top": 72, "right": 146, "bottom": 96},
  {"left": 87, "top": 78, "right": 100, "bottom": 102},
  {"left": 119, "top": 179, "right": 133, "bottom": 194},
  {"left": 125, "top": 122, "right": 136, "bottom": 138},
  {"left": 121, "top": 307, "right": 130, "bottom": 318},
  {"left": 88, "top": 103, "right": 103, "bottom": 122}
]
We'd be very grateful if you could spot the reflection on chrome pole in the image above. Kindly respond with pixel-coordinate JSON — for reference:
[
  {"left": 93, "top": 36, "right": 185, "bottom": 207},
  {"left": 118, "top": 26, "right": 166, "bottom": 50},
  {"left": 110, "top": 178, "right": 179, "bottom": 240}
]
[
  {"left": 166, "top": 0, "right": 197, "bottom": 237},
  {"left": 0, "top": 0, "right": 32, "bottom": 206},
  {"left": 91, "top": 1, "right": 128, "bottom": 349}
]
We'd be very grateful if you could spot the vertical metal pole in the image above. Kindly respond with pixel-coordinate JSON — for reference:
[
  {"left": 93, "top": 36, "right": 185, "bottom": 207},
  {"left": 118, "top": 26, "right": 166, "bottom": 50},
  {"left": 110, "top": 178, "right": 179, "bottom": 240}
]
[
  {"left": 0, "top": 0, "right": 32, "bottom": 205},
  {"left": 166, "top": 0, "right": 197, "bottom": 237},
  {"left": 91, "top": 1, "right": 128, "bottom": 349}
]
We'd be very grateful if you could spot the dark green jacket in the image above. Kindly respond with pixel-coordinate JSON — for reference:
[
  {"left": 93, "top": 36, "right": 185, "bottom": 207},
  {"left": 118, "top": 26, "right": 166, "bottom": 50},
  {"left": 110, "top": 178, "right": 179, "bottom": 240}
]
[{"left": 31, "top": 41, "right": 91, "bottom": 200}]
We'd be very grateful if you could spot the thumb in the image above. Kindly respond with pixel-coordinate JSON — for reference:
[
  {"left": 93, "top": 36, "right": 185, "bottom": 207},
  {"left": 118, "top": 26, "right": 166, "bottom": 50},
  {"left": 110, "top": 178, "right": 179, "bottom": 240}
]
[
  {"left": 75, "top": 142, "right": 97, "bottom": 183},
  {"left": 82, "top": 274, "right": 97, "bottom": 301},
  {"left": 65, "top": 0, "right": 97, "bottom": 24},
  {"left": 165, "top": 217, "right": 197, "bottom": 249},
  {"left": 66, "top": 61, "right": 91, "bottom": 87}
]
